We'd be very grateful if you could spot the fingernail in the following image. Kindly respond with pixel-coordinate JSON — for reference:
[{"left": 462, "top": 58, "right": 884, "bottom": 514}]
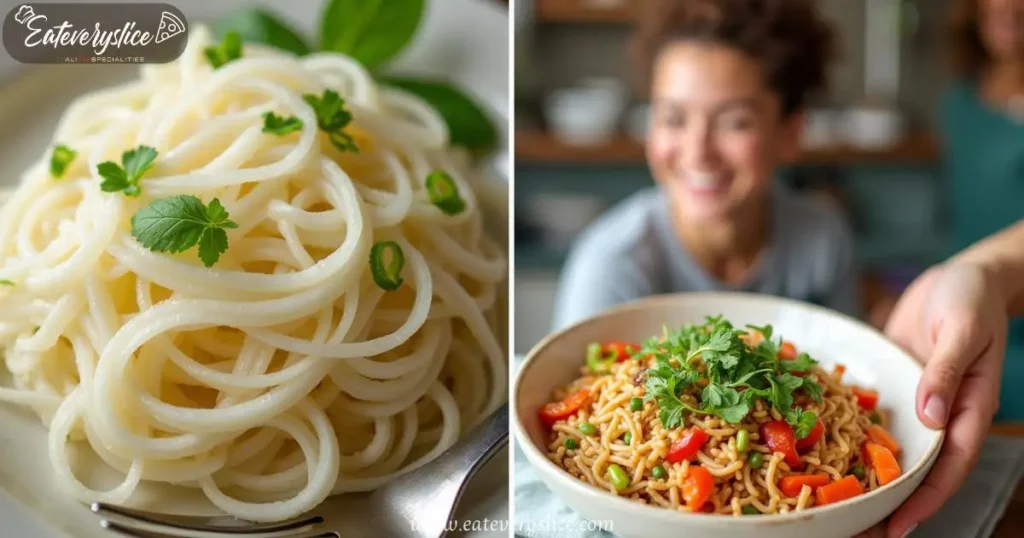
[
  {"left": 901, "top": 523, "right": 919, "bottom": 538},
  {"left": 924, "top": 394, "right": 947, "bottom": 425}
]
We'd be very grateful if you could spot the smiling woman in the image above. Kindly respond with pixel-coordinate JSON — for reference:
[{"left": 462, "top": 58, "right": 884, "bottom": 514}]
[
  {"left": 551, "top": 0, "right": 858, "bottom": 332},
  {"left": 0, "top": 1, "right": 507, "bottom": 526}
]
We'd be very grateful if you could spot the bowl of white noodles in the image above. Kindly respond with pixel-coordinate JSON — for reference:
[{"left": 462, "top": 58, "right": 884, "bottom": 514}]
[{"left": 0, "top": 10, "right": 508, "bottom": 533}]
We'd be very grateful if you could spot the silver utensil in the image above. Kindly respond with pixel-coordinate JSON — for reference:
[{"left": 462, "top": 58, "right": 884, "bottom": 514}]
[{"left": 92, "top": 403, "right": 508, "bottom": 538}]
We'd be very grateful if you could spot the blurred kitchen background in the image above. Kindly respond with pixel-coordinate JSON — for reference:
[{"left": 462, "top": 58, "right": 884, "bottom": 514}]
[{"left": 514, "top": 0, "right": 951, "bottom": 354}]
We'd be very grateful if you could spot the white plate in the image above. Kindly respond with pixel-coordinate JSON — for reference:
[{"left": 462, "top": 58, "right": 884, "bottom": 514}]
[{"left": 0, "top": 1, "right": 509, "bottom": 537}]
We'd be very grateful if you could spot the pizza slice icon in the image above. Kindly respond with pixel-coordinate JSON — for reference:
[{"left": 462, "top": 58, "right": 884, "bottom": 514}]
[{"left": 155, "top": 11, "right": 186, "bottom": 44}]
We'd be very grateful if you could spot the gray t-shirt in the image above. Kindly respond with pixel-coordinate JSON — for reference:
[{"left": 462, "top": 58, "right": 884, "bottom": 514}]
[{"left": 552, "top": 187, "right": 859, "bottom": 330}]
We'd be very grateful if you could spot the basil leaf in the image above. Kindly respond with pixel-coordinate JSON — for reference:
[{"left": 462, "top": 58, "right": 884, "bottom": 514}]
[
  {"left": 213, "top": 8, "right": 310, "bottom": 56},
  {"left": 380, "top": 76, "right": 498, "bottom": 153},
  {"left": 319, "top": 0, "right": 425, "bottom": 68}
]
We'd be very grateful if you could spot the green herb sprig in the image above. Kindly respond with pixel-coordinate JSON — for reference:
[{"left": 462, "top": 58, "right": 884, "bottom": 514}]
[
  {"left": 204, "top": 30, "right": 243, "bottom": 68},
  {"left": 303, "top": 90, "right": 358, "bottom": 153},
  {"left": 97, "top": 145, "right": 158, "bottom": 197},
  {"left": 262, "top": 112, "right": 304, "bottom": 135},
  {"left": 131, "top": 195, "right": 239, "bottom": 268},
  {"left": 639, "top": 316, "right": 823, "bottom": 435},
  {"left": 0, "top": 279, "right": 14, "bottom": 286}
]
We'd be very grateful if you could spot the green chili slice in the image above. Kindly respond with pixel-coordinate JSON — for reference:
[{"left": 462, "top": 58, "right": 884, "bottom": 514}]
[
  {"left": 370, "top": 241, "right": 405, "bottom": 291},
  {"left": 425, "top": 170, "right": 466, "bottom": 216}
]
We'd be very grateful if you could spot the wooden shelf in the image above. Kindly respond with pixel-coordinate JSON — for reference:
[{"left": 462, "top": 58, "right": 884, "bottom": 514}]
[
  {"left": 516, "top": 130, "right": 941, "bottom": 166},
  {"left": 535, "top": 0, "right": 634, "bottom": 23}
]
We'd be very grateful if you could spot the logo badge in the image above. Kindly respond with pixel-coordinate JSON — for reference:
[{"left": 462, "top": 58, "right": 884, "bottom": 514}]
[{"left": 3, "top": 3, "right": 189, "bottom": 64}]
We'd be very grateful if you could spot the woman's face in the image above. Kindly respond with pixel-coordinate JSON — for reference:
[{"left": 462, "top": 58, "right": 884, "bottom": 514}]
[
  {"left": 979, "top": 0, "right": 1024, "bottom": 62},
  {"left": 646, "top": 42, "right": 800, "bottom": 223}
]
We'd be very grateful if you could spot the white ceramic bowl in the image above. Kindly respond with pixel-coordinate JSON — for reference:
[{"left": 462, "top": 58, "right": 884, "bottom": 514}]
[{"left": 513, "top": 292, "right": 943, "bottom": 538}]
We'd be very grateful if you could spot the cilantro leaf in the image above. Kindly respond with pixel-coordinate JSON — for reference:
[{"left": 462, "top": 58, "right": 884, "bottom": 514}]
[
  {"left": 801, "top": 377, "right": 824, "bottom": 403},
  {"left": 643, "top": 354, "right": 701, "bottom": 429},
  {"left": 205, "top": 30, "right": 243, "bottom": 69},
  {"left": 304, "top": 90, "right": 353, "bottom": 132},
  {"left": 50, "top": 144, "right": 76, "bottom": 178},
  {"left": 131, "top": 195, "right": 239, "bottom": 268},
  {"left": 262, "top": 112, "right": 303, "bottom": 135},
  {"left": 746, "top": 324, "right": 773, "bottom": 341},
  {"left": 786, "top": 408, "right": 819, "bottom": 439},
  {"left": 303, "top": 90, "right": 358, "bottom": 153},
  {"left": 98, "top": 145, "right": 157, "bottom": 197},
  {"left": 780, "top": 352, "right": 818, "bottom": 374},
  {"left": 0, "top": 279, "right": 13, "bottom": 286},
  {"left": 328, "top": 131, "right": 359, "bottom": 153}
]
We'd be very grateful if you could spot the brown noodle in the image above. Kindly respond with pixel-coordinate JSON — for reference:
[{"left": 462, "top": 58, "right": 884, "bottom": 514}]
[{"left": 545, "top": 356, "right": 881, "bottom": 515}]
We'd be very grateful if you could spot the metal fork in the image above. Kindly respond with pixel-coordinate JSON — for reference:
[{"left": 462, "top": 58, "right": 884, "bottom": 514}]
[{"left": 92, "top": 404, "right": 508, "bottom": 538}]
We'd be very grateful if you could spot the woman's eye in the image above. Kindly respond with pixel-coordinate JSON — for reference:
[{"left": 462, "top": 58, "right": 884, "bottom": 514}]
[
  {"left": 720, "top": 115, "right": 755, "bottom": 130},
  {"left": 658, "top": 113, "right": 685, "bottom": 129}
]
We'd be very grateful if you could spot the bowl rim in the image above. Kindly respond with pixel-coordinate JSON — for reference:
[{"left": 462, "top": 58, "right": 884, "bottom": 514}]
[{"left": 512, "top": 291, "right": 946, "bottom": 524}]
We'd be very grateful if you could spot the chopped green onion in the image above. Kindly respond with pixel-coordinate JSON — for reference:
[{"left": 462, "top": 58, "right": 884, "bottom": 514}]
[
  {"left": 425, "top": 170, "right": 466, "bottom": 216},
  {"left": 564, "top": 437, "right": 578, "bottom": 450},
  {"left": 369, "top": 241, "right": 405, "bottom": 291},
  {"left": 742, "top": 505, "right": 760, "bottom": 515},
  {"left": 630, "top": 397, "right": 644, "bottom": 412},
  {"left": 850, "top": 465, "right": 865, "bottom": 480},
  {"left": 578, "top": 421, "right": 596, "bottom": 436},
  {"left": 623, "top": 432, "right": 632, "bottom": 445},
  {"left": 50, "top": 145, "right": 76, "bottom": 178},
  {"left": 651, "top": 465, "right": 667, "bottom": 480},
  {"left": 747, "top": 451, "right": 764, "bottom": 469},
  {"left": 586, "top": 342, "right": 615, "bottom": 375},
  {"left": 870, "top": 411, "right": 882, "bottom": 424},
  {"left": 607, "top": 463, "right": 630, "bottom": 491},
  {"left": 736, "top": 429, "right": 749, "bottom": 453}
]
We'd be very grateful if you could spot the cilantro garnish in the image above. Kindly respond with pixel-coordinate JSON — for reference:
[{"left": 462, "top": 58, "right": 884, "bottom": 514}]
[
  {"left": 97, "top": 145, "right": 157, "bottom": 197},
  {"left": 0, "top": 279, "right": 13, "bottom": 286},
  {"left": 262, "top": 112, "right": 303, "bottom": 135},
  {"left": 50, "top": 144, "right": 77, "bottom": 178},
  {"left": 303, "top": 90, "right": 358, "bottom": 153},
  {"left": 205, "top": 31, "right": 243, "bottom": 69},
  {"left": 640, "top": 316, "right": 822, "bottom": 430},
  {"left": 131, "top": 195, "right": 239, "bottom": 268}
]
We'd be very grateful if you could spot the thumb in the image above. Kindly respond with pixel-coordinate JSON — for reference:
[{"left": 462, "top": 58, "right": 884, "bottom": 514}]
[{"left": 916, "top": 319, "right": 978, "bottom": 429}]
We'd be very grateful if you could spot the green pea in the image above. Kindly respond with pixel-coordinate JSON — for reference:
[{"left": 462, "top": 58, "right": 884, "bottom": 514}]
[
  {"left": 630, "top": 397, "right": 644, "bottom": 412},
  {"left": 651, "top": 465, "right": 667, "bottom": 480},
  {"left": 564, "top": 437, "right": 579, "bottom": 450},
  {"left": 748, "top": 451, "right": 764, "bottom": 469},
  {"left": 870, "top": 411, "right": 882, "bottom": 424},
  {"left": 607, "top": 463, "right": 630, "bottom": 491},
  {"left": 578, "top": 422, "right": 597, "bottom": 436},
  {"left": 742, "top": 505, "right": 760, "bottom": 515},
  {"left": 736, "top": 429, "right": 749, "bottom": 453},
  {"left": 850, "top": 465, "right": 865, "bottom": 480},
  {"left": 623, "top": 432, "right": 632, "bottom": 445}
]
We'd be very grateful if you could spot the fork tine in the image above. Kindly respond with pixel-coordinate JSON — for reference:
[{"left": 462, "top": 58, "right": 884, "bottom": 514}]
[
  {"left": 101, "top": 520, "right": 340, "bottom": 538},
  {"left": 91, "top": 503, "right": 322, "bottom": 536}
]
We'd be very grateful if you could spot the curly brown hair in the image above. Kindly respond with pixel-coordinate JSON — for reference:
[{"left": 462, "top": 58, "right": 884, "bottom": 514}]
[
  {"left": 632, "top": 0, "right": 836, "bottom": 115},
  {"left": 948, "top": 0, "right": 987, "bottom": 78}
]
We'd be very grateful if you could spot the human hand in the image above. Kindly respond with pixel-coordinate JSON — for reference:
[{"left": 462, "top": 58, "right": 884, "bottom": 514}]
[{"left": 880, "top": 262, "right": 1008, "bottom": 538}]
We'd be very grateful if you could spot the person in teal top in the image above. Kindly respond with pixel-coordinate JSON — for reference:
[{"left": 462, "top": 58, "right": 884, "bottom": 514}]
[{"left": 940, "top": 0, "right": 1024, "bottom": 421}]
